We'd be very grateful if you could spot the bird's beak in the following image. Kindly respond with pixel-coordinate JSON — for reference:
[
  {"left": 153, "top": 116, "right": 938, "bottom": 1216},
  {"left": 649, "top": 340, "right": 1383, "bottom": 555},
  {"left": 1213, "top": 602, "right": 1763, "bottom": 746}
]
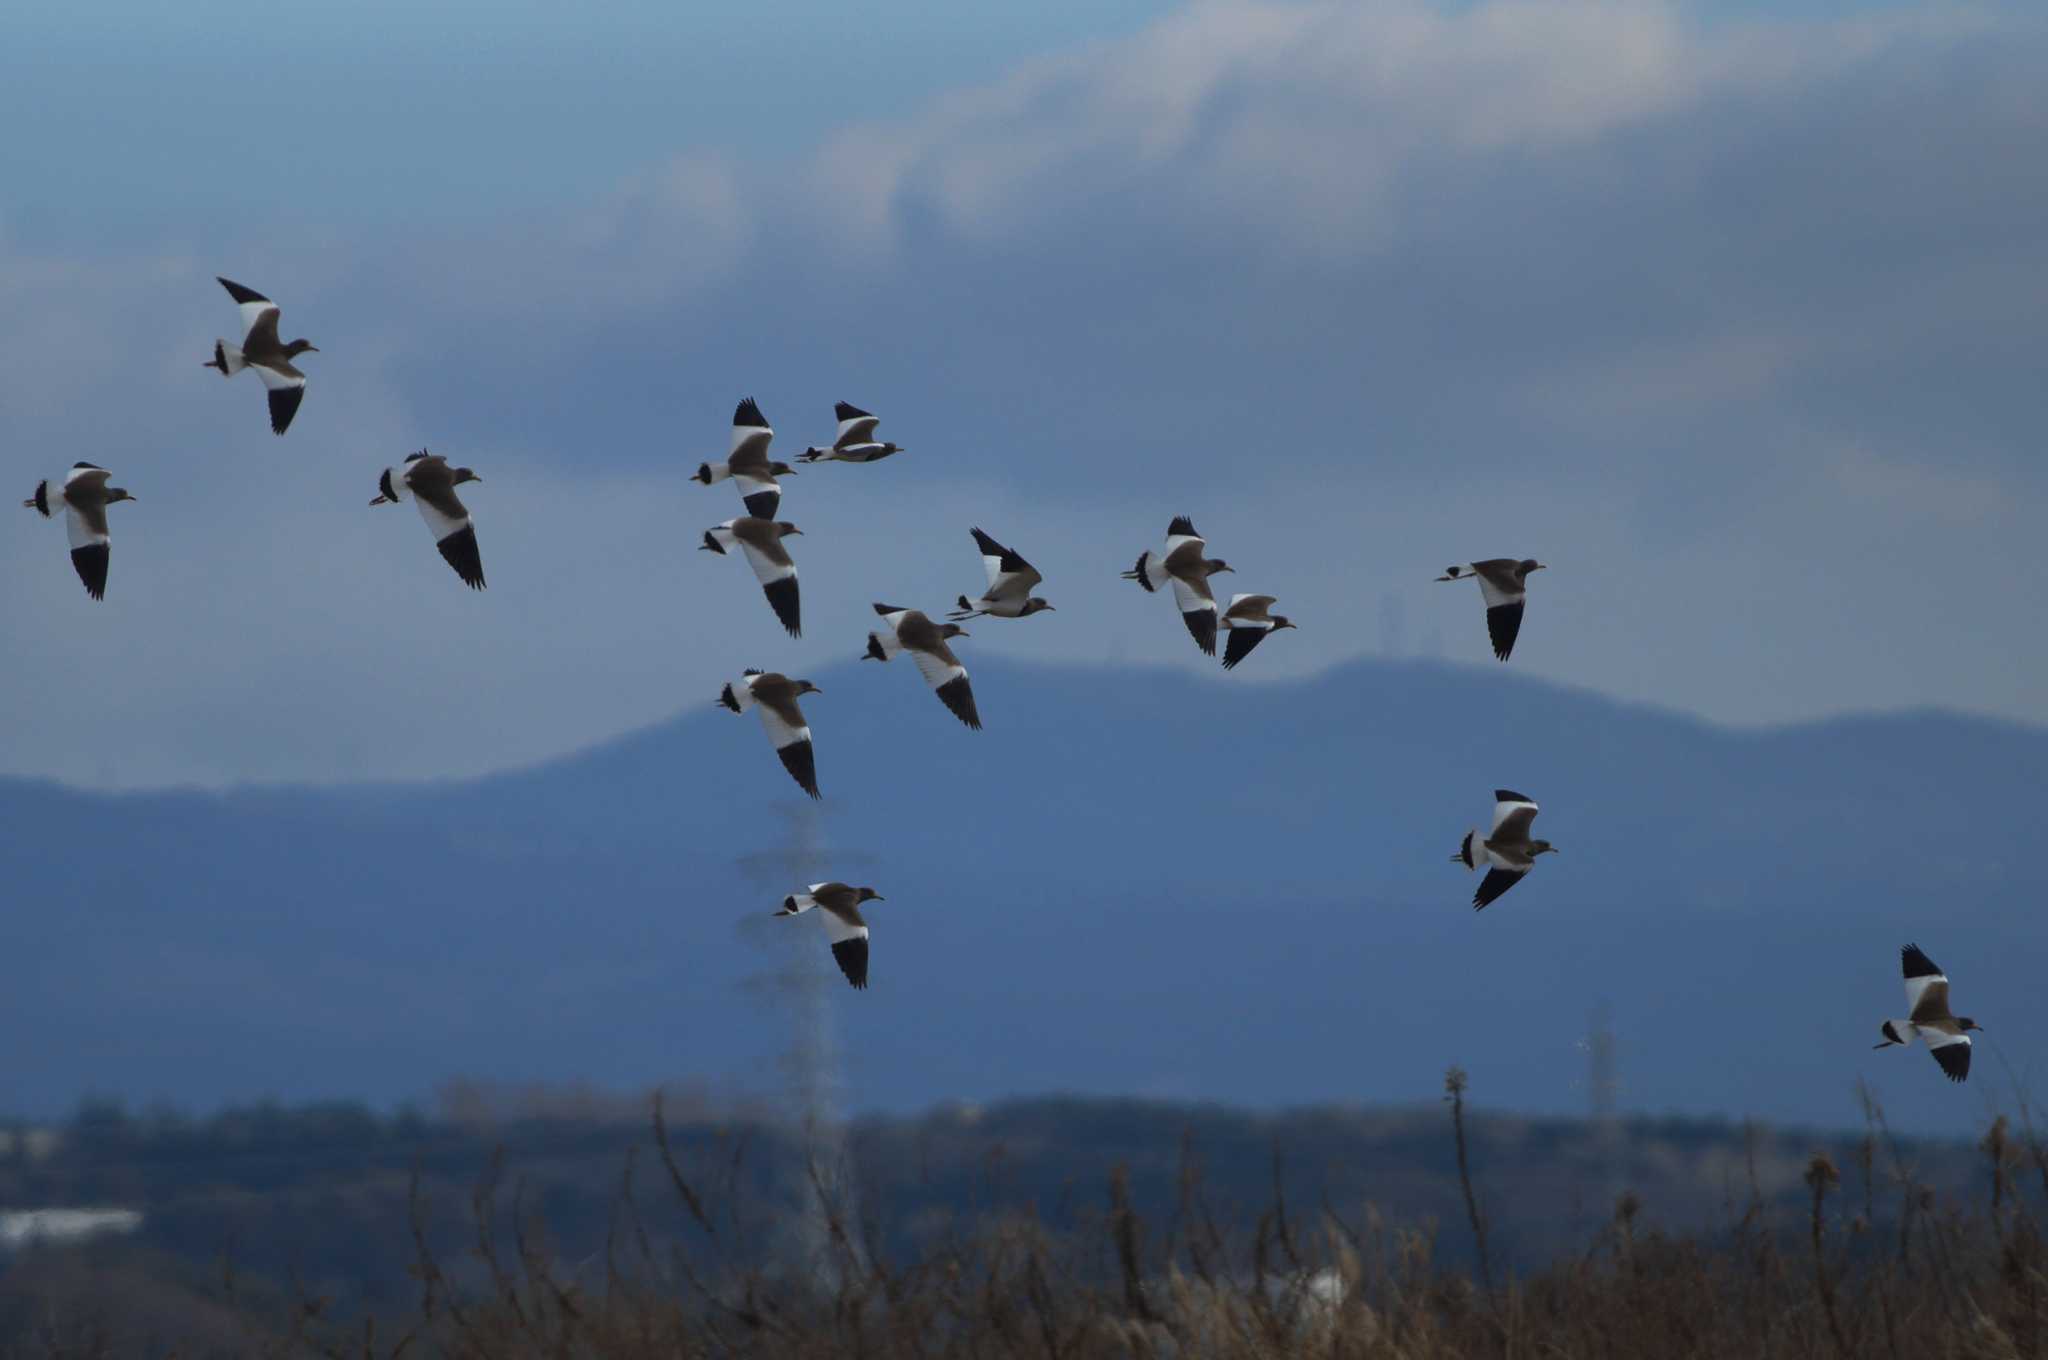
[
  {"left": 955, "top": 628, "right": 971, "bottom": 637},
  {"left": 872, "top": 895, "right": 887, "bottom": 902},
  {"left": 305, "top": 345, "right": 320, "bottom": 353},
  {"left": 369, "top": 495, "right": 387, "bottom": 506},
  {"left": 788, "top": 527, "right": 805, "bottom": 535}
]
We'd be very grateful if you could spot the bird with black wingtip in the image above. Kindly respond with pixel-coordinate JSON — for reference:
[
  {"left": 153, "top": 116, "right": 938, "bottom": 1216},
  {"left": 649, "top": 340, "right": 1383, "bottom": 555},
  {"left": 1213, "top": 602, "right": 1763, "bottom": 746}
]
[
  {"left": 370, "top": 450, "right": 487, "bottom": 589},
  {"left": 1436, "top": 558, "right": 1546, "bottom": 661},
  {"left": 720, "top": 669, "right": 825, "bottom": 798},
  {"left": 865, "top": 603, "right": 982, "bottom": 730},
  {"left": 797, "top": 401, "right": 904, "bottom": 464},
  {"left": 23, "top": 463, "right": 135, "bottom": 601},
  {"left": 1218, "top": 594, "right": 1296, "bottom": 670},
  {"left": 1124, "top": 515, "right": 1233, "bottom": 655},
  {"left": 1452, "top": 789, "right": 1558, "bottom": 910},
  {"left": 694, "top": 398, "right": 795, "bottom": 519},
  {"left": 204, "top": 277, "right": 318, "bottom": 435},
  {"left": 1875, "top": 944, "right": 1982, "bottom": 1083},
  {"left": 702, "top": 517, "right": 804, "bottom": 637},
  {"left": 775, "top": 883, "right": 886, "bottom": 989},
  {"left": 951, "top": 527, "right": 1054, "bottom": 621}
]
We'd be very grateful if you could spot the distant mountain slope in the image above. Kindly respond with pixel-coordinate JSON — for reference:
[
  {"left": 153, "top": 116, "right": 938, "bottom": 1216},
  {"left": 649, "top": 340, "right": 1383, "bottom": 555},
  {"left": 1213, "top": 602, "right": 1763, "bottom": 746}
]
[{"left": 0, "top": 656, "right": 2037, "bottom": 1134}]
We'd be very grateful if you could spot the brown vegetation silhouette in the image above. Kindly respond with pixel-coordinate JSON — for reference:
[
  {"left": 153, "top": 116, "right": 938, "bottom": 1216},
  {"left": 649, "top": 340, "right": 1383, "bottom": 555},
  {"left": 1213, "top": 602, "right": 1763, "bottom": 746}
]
[{"left": 167, "top": 1071, "right": 2048, "bottom": 1360}]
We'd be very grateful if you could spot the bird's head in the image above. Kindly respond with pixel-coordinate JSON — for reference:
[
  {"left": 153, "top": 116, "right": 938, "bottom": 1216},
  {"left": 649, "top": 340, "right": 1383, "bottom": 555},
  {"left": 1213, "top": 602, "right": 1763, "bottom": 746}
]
[
  {"left": 106, "top": 487, "right": 137, "bottom": 505},
  {"left": 856, "top": 887, "right": 886, "bottom": 904},
  {"left": 285, "top": 339, "right": 319, "bottom": 356},
  {"left": 1961, "top": 1017, "right": 1985, "bottom": 1033},
  {"left": 1020, "top": 598, "right": 1055, "bottom": 615},
  {"left": 770, "top": 461, "right": 797, "bottom": 477},
  {"left": 880, "top": 442, "right": 905, "bottom": 455},
  {"left": 1204, "top": 558, "right": 1234, "bottom": 576},
  {"left": 939, "top": 623, "right": 970, "bottom": 641},
  {"left": 1529, "top": 840, "right": 1559, "bottom": 856},
  {"left": 1519, "top": 559, "right": 1547, "bottom": 576},
  {"left": 452, "top": 467, "right": 482, "bottom": 487},
  {"left": 794, "top": 679, "right": 823, "bottom": 696},
  {"left": 1271, "top": 615, "right": 1297, "bottom": 631},
  {"left": 776, "top": 522, "right": 804, "bottom": 538}
]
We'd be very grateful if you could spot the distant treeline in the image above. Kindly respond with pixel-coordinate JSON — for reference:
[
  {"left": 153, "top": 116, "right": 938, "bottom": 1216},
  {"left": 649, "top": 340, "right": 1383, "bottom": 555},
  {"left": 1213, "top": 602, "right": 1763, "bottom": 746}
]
[{"left": 0, "top": 1077, "right": 2032, "bottom": 1356}]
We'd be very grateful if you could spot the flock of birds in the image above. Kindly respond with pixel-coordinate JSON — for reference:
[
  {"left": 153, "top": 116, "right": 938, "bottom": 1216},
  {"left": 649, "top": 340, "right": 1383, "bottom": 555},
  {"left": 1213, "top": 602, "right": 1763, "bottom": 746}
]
[{"left": 18, "top": 277, "right": 1983, "bottom": 1083}]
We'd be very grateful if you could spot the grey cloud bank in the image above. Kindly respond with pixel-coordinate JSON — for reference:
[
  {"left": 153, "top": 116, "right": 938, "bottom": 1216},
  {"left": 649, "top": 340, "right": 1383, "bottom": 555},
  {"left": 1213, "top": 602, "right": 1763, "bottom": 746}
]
[{"left": 3, "top": 0, "right": 2043, "bottom": 788}]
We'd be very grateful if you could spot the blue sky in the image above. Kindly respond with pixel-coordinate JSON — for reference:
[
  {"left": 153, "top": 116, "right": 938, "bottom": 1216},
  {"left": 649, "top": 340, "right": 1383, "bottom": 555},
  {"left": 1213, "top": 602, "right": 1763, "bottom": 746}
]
[
  {"left": 1, "top": 0, "right": 1182, "bottom": 249},
  {"left": 3, "top": 0, "right": 2044, "bottom": 787}
]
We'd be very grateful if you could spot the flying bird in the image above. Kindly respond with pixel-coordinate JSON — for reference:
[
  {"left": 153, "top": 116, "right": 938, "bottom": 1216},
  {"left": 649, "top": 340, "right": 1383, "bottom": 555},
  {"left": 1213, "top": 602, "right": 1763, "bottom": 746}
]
[
  {"left": 798, "top": 402, "right": 903, "bottom": 463},
  {"left": 23, "top": 463, "right": 135, "bottom": 601},
  {"left": 203, "top": 277, "right": 318, "bottom": 435},
  {"left": 370, "top": 451, "right": 487, "bottom": 589},
  {"left": 774, "top": 882, "right": 885, "bottom": 989},
  {"left": 1875, "top": 944, "right": 1982, "bottom": 1083},
  {"left": 719, "top": 670, "right": 823, "bottom": 799},
  {"left": 1219, "top": 594, "right": 1296, "bottom": 671},
  {"left": 950, "top": 527, "right": 1053, "bottom": 620},
  {"left": 701, "top": 518, "right": 803, "bottom": 637},
  {"left": 1453, "top": 790, "right": 1558, "bottom": 910},
  {"left": 864, "top": 604, "right": 981, "bottom": 729},
  {"left": 1436, "top": 559, "right": 1547, "bottom": 661},
  {"left": 1122, "top": 516, "right": 1233, "bottom": 655},
  {"left": 693, "top": 398, "right": 793, "bottom": 519}
]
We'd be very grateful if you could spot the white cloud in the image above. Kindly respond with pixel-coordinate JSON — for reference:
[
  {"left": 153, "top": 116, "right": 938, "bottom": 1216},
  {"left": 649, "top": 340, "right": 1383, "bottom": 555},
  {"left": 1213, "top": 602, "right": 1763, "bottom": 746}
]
[{"left": 798, "top": 0, "right": 1939, "bottom": 258}]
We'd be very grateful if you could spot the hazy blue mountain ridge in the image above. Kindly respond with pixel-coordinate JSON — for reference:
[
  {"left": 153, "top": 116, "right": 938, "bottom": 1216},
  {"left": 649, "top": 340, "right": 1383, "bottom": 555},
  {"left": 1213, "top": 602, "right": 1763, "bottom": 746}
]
[{"left": 0, "top": 655, "right": 2035, "bottom": 1135}]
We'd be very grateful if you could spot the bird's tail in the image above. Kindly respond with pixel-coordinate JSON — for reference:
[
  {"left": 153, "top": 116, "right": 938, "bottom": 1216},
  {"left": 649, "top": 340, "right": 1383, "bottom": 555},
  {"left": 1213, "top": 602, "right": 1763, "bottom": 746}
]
[
  {"left": 863, "top": 632, "right": 893, "bottom": 662},
  {"left": 796, "top": 446, "right": 828, "bottom": 464},
  {"left": 1122, "top": 552, "right": 1158, "bottom": 591},
  {"left": 1451, "top": 831, "right": 1479, "bottom": 869},
  {"left": 1435, "top": 565, "right": 1466, "bottom": 582},
  {"left": 695, "top": 461, "right": 728, "bottom": 486},
  {"left": 205, "top": 341, "right": 246, "bottom": 374},
  {"left": 718, "top": 682, "right": 744, "bottom": 713},
  {"left": 1875, "top": 1020, "right": 1914, "bottom": 1049},
  {"left": 369, "top": 467, "right": 406, "bottom": 507},
  {"left": 23, "top": 480, "right": 51, "bottom": 516},
  {"left": 947, "top": 595, "right": 984, "bottom": 621},
  {"left": 774, "top": 894, "right": 812, "bottom": 917}
]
